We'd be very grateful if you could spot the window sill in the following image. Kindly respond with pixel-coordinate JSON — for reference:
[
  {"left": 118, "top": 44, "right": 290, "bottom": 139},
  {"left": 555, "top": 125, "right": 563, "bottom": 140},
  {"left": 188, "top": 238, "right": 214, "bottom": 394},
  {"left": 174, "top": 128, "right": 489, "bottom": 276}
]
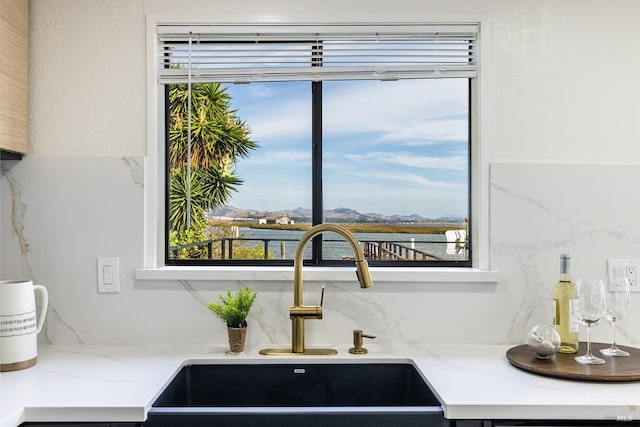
[{"left": 135, "top": 266, "right": 501, "bottom": 284}]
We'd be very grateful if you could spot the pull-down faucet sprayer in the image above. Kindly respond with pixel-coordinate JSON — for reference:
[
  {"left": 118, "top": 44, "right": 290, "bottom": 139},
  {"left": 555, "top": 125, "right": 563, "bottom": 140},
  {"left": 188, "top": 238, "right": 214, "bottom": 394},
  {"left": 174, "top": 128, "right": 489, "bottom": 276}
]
[{"left": 260, "top": 224, "right": 373, "bottom": 356}]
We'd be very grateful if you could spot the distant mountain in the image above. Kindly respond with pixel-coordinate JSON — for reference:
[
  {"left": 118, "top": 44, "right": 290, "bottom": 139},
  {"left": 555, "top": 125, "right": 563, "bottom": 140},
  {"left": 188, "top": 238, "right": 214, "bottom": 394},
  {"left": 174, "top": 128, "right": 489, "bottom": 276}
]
[{"left": 209, "top": 205, "right": 464, "bottom": 224}]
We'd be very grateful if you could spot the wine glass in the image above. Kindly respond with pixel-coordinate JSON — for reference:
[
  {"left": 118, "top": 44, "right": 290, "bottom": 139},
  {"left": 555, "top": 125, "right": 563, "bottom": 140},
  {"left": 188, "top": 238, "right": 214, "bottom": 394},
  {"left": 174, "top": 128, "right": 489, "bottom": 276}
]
[
  {"left": 600, "top": 276, "right": 631, "bottom": 357},
  {"left": 573, "top": 278, "right": 607, "bottom": 365}
]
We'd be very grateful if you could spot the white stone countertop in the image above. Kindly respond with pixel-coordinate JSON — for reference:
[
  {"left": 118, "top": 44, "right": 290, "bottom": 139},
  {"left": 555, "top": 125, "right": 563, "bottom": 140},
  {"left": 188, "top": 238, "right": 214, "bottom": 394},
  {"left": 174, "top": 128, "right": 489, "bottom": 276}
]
[{"left": 1, "top": 343, "right": 640, "bottom": 426}]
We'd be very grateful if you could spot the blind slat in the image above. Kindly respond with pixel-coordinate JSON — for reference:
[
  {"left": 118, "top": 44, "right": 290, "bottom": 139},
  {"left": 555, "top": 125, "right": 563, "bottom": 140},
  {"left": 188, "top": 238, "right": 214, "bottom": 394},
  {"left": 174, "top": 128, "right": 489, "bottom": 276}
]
[
  {"left": 157, "top": 24, "right": 478, "bottom": 38},
  {"left": 157, "top": 24, "right": 478, "bottom": 83}
]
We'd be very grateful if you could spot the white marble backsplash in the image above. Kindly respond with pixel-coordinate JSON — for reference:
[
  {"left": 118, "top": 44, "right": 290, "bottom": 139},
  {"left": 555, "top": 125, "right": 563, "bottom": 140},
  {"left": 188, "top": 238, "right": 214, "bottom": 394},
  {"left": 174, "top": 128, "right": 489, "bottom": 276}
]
[
  {"left": 2, "top": 158, "right": 640, "bottom": 348},
  {"left": 491, "top": 163, "right": 640, "bottom": 345}
]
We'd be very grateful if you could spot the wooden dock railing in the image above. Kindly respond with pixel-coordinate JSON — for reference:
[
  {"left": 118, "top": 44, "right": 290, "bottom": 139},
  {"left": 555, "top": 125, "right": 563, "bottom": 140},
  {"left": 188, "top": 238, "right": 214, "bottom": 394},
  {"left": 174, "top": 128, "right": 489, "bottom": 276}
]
[
  {"left": 170, "top": 237, "right": 457, "bottom": 261},
  {"left": 362, "top": 241, "right": 443, "bottom": 261}
]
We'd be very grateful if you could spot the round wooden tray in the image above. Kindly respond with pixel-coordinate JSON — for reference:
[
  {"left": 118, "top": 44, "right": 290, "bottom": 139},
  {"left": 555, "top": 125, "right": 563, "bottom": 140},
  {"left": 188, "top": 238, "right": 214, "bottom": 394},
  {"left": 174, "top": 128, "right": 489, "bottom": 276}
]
[{"left": 506, "top": 342, "right": 640, "bottom": 382}]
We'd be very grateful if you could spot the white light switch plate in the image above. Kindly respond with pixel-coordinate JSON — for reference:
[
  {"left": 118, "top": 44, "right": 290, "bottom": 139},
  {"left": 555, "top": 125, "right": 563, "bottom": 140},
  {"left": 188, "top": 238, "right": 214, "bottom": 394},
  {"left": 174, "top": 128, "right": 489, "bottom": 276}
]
[{"left": 97, "top": 257, "right": 120, "bottom": 293}]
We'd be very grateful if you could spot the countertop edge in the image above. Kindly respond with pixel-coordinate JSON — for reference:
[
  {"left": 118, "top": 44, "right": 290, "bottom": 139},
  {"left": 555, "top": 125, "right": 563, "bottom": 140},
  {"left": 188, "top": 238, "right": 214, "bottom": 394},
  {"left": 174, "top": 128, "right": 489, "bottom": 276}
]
[
  {"left": 0, "top": 409, "right": 24, "bottom": 427},
  {"left": 3, "top": 344, "right": 640, "bottom": 426},
  {"left": 23, "top": 406, "right": 149, "bottom": 424}
]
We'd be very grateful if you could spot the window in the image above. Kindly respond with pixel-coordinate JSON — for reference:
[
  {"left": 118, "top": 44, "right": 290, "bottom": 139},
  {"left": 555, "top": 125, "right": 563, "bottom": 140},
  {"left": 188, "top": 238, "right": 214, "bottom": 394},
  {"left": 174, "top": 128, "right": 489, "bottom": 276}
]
[{"left": 157, "top": 24, "right": 477, "bottom": 268}]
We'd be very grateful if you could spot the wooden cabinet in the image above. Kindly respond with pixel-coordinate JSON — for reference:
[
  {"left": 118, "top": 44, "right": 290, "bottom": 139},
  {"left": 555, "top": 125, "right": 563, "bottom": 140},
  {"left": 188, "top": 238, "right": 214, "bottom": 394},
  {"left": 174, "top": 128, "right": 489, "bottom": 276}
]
[{"left": 0, "top": 0, "right": 28, "bottom": 156}]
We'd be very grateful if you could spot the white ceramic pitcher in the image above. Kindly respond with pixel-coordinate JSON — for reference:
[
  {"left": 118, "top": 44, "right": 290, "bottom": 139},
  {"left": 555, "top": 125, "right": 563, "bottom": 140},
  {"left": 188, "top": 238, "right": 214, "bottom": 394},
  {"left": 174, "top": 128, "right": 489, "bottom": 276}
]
[{"left": 0, "top": 280, "right": 48, "bottom": 372}]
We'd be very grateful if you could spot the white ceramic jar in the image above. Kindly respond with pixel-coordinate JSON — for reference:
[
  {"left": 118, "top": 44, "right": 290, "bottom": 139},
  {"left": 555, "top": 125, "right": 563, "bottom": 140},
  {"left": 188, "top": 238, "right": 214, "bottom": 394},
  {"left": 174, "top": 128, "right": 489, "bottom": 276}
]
[{"left": 0, "top": 280, "right": 48, "bottom": 371}]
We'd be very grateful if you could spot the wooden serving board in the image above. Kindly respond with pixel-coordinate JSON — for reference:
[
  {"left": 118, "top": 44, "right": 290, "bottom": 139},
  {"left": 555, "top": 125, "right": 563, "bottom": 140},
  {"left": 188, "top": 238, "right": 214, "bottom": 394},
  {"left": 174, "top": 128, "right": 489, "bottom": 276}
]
[{"left": 506, "top": 342, "right": 640, "bottom": 382}]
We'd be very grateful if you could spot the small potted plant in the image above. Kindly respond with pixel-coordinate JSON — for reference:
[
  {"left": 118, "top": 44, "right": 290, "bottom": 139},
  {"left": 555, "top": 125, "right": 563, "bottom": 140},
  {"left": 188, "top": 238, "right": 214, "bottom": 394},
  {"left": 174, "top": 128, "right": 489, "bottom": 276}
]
[{"left": 207, "top": 287, "right": 257, "bottom": 353}]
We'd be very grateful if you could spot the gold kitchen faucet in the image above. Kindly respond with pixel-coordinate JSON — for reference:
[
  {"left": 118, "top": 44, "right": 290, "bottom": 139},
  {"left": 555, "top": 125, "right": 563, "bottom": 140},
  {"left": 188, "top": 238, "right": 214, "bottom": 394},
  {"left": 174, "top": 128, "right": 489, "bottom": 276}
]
[{"left": 260, "top": 224, "right": 372, "bottom": 356}]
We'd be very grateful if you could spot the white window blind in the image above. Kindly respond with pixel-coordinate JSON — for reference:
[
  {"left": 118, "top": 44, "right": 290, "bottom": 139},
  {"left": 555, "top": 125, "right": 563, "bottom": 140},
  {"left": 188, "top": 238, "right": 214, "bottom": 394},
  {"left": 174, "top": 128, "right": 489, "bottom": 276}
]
[{"left": 157, "top": 24, "right": 478, "bottom": 84}]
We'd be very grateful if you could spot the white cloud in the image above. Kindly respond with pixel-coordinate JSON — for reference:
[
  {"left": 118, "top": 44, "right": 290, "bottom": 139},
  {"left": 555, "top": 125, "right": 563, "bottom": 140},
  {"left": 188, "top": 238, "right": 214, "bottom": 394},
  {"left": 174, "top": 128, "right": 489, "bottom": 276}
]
[
  {"left": 240, "top": 149, "right": 309, "bottom": 166},
  {"left": 234, "top": 79, "right": 468, "bottom": 144},
  {"left": 228, "top": 78, "right": 469, "bottom": 216},
  {"left": 325, "top": 175, "right": 467, "bottom": 217},
  {"left": 344, "top": 170, "right": 463, "bottom": 188},
  {"left": 345, "top": 152, "right": 467, "bottom": 170},
  {"left": 322, "top": 79, "right": 467, "bottom": 138},
  {"left": 371, "top": 118, "right": 469, "bottom": 144},
  {"left": 245, "top": 84, "right": 274, "bottom": 100},
  {"left": 243, "top": 101, "right": 311, "bottom": 142}
]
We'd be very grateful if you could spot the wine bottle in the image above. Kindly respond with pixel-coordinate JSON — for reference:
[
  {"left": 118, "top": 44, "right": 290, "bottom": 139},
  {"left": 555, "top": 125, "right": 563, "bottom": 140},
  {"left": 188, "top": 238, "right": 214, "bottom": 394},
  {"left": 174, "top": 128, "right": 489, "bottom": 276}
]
[{"left": 552, "top": 254, "right": 579, "bottom": 353}]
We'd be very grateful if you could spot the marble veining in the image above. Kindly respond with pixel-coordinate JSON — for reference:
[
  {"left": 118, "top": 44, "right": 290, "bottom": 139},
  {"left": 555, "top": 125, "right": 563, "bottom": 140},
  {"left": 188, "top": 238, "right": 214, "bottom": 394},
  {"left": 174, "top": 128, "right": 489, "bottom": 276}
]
[
  {"left": 1, "top": 163, "right": 32, "bottom": 280},
  {"left": 121, "top": 156, "right": 144, "bottom": 189},
  {"left": 1, "top": 157, "right": 146, "bottom": 345},
  {"left": 3, "top": 159, "right": 640, "bottom": 348},
  {"left": 178, "top": 280, "right": 209, "bottom": 308},
  {"left": 492, "top": 180, "right": 561, "bottom": 343},
  {"left": 254, "top": 281, "right": 295, "bottom": 345},
  {"left": 491, "top": 163, "right": 640, "bottom": 346},
  {"left": 326, "top": 281, "right": 405, "bottom": 344},
  {"left": 44, "top": 305, "right": 84, "bottom": 345}
]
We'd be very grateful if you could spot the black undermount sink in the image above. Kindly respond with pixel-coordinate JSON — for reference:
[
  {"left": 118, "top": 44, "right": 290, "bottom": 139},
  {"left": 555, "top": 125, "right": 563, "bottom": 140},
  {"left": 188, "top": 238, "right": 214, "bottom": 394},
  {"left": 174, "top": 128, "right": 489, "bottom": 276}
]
[{"left": 145, "top": 362, "right": 447, "bottom": 427}]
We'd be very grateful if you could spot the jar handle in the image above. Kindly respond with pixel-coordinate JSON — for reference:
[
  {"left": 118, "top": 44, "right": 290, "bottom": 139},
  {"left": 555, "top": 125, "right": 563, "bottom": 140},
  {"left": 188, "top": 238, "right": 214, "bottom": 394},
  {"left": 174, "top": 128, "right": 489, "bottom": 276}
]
[{"left": 33, "top": 285, "right": 48, "bottom": 334}]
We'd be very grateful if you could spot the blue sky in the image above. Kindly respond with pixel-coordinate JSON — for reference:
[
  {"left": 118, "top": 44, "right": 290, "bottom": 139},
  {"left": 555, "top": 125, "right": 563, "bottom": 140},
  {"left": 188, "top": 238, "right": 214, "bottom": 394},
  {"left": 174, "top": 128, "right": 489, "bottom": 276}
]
[{"left": 224, "top": 78, "right": 469, "bottom": 219}]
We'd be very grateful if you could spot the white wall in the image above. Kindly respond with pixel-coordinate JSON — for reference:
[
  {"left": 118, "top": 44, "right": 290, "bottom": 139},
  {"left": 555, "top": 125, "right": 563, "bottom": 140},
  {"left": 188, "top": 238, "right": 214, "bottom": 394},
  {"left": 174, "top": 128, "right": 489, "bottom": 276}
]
[
  {"left": 487, "top": 1, "right": 640, "bottom": 163},
  {"left": 1, "top": 0, "right": 640, "bottom": 348},
  {"left": 27, "top": 0, "right": 640, "bottom": 162}
]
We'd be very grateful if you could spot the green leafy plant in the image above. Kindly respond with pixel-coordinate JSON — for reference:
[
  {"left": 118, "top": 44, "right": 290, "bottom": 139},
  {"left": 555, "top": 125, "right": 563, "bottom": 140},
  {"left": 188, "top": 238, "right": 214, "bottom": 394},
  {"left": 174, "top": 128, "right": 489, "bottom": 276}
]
[
  {"left": 233, "top": 244, "right": 274, "bottom": 260},
  {"left": 168, "top": 82, "right": 258, "bottom": 238},
  {"left": 207, "top": 287, "right": 257, "bottom": 328}
]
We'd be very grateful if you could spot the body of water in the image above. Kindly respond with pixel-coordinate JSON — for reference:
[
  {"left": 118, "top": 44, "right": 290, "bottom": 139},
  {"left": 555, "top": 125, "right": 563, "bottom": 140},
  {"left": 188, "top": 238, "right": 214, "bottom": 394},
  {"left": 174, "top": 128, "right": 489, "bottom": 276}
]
[{"left": 236, "top": 227, "right": 466, "bottom": 261}]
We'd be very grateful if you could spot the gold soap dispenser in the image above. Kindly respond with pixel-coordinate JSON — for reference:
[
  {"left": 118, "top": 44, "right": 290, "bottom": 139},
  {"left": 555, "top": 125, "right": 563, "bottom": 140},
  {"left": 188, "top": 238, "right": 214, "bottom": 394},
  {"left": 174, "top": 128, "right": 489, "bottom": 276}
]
[{"left": 349, "top": 330, "right": 376, "bottom": 354}]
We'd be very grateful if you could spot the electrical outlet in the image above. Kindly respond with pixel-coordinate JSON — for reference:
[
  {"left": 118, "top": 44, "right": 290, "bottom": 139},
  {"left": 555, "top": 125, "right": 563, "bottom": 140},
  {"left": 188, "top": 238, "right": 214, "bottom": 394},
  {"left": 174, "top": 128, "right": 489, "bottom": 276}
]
[
  {"left": 627, "top": 265, "right": 637, "bottom": 287},
  {"left": 607, "top": 259, "right": 640, "bottom": 292}
]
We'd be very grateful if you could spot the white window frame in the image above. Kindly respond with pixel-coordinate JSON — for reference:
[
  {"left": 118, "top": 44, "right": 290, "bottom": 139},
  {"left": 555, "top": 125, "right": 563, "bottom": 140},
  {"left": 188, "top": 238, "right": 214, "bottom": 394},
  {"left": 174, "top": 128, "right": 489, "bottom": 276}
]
[{"left": 136, "top": 15, "right": 498, "bottom": 285}]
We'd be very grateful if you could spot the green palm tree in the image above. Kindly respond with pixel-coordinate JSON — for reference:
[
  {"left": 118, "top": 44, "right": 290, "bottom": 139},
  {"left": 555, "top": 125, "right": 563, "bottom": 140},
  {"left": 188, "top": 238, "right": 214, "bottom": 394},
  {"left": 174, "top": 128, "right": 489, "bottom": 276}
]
[{"left": 168, "top": 82, "right": 257, "bottom": 238}]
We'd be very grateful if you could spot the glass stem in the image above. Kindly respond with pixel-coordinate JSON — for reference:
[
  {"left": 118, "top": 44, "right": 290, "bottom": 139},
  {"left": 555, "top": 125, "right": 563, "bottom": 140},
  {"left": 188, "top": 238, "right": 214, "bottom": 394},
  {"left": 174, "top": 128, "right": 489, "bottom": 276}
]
[
  {"left": 586, "top": 325, "right": 592, "bottom": 356},
  {"left": 612, "top": 321, "right": 617, "bottom": 348}
]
